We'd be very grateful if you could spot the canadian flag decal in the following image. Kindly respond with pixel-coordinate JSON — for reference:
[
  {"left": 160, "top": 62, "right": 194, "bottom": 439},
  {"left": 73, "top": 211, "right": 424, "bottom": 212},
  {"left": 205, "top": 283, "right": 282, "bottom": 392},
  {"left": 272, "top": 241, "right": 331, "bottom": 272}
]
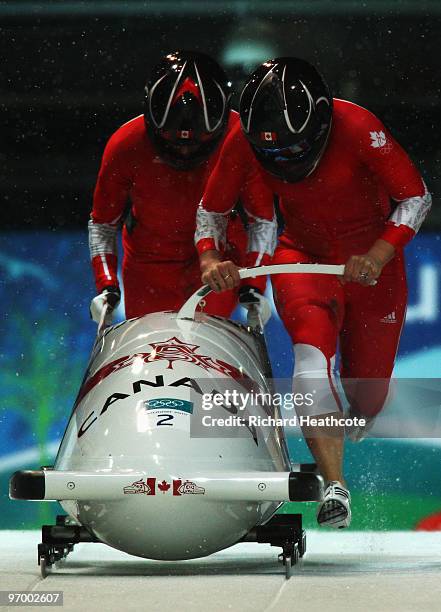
[
  {"left": 261, "top": 131, "right": 277, "bottom": 142},
  {"left": 123, "top": 477, "right": 205, "bottom": 496},
  {"left": 178, "top": 129, "right": 192, "bottom": 139}
]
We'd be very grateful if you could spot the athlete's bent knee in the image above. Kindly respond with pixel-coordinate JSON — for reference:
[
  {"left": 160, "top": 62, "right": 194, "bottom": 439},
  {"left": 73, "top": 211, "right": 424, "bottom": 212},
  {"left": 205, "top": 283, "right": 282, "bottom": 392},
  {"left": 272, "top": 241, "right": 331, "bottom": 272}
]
[{"left": 293, "top": 344, "right": 343, "bottom": 417}]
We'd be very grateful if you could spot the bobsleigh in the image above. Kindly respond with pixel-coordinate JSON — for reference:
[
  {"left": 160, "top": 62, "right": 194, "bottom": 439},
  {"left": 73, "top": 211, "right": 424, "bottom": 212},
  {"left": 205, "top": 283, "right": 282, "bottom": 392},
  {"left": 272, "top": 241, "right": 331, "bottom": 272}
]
[{"left": 10, "top": 263, "right": 343, "bottom": 578}]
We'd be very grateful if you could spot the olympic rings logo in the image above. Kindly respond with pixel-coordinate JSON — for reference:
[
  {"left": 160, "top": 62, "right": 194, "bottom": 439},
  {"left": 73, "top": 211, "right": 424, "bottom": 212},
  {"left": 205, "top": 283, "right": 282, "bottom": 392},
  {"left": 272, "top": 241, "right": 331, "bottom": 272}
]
[{"left": 147, "top": 398, "right": 185, "bottom": 409}]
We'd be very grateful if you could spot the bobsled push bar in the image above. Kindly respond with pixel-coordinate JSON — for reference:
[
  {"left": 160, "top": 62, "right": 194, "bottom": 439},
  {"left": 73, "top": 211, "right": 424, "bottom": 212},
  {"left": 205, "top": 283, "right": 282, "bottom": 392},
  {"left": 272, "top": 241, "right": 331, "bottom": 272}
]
[
  {"left": 10, "top": 469, "right": 322, "bottom": 503},
  {"left": 177, "top": 263, "right": 345, "bottom": 320}
]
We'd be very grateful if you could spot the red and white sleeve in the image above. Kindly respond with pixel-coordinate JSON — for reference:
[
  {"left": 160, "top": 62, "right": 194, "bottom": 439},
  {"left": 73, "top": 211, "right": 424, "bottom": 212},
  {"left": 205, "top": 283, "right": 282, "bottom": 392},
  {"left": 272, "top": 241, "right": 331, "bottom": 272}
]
[
  {"left": 88, "top": 217, "right": 121, "bottom": 293},
  {"left": 382, "top": 182, "right": 432, "bottom": 248},
  {"left": 89, "top": 131, "right": 132, "bottom": 292}
]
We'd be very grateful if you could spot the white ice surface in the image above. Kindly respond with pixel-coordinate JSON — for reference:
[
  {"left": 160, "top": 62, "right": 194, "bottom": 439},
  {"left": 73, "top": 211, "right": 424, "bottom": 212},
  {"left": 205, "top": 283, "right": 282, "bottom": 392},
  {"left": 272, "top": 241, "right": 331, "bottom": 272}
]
[{"left": 1, "top": 531, "right": 441, "bottom": 612}]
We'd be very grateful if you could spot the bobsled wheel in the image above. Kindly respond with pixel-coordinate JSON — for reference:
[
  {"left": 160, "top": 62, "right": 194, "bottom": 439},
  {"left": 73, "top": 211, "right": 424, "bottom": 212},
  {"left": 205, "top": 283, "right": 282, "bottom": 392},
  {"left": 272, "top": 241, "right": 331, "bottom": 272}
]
[
  {"left": 284, "top": 556, "right": 293, "bottom": 579},
  {"left": 38, "top": 543, "right": 52, "bottom": 578},
  {"left": 278, "top": 543, "right": 299, "bottom": 579},
  {"left": 39, "top": 555, "right": 48, "bottom": 579},
  {"left": 38, "top": 543, "right": 59, "bottom": 578},
  {"left": 298, "top": 530, "right": 307, "bottom": 558}
]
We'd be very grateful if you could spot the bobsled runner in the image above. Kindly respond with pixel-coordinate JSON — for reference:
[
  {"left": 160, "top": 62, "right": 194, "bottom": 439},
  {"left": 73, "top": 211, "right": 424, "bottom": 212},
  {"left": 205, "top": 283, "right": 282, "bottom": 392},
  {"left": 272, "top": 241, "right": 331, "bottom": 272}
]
[{"left": 10, "top": 263, "right": 344, "bottom": 579}]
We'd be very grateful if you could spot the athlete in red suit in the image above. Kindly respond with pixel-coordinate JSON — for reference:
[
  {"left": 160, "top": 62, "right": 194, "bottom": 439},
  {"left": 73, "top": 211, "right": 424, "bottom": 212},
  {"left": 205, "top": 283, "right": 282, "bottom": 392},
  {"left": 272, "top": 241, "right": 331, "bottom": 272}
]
[
  {"left": 89, "top": 52, "right": 274, "bottom": 321},
  {"left": 195, "top": 58, "right": 431, "bottom": 528}
]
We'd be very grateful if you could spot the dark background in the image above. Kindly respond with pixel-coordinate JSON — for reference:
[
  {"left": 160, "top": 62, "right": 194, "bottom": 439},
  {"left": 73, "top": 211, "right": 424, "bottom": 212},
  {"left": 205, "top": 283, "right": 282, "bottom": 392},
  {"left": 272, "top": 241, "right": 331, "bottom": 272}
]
[
  {"left": 1, "top": 2, "right": 441, "bottom": 535},
  {"left": 1, "top": 0, "right": 440, "bottom": 230}
]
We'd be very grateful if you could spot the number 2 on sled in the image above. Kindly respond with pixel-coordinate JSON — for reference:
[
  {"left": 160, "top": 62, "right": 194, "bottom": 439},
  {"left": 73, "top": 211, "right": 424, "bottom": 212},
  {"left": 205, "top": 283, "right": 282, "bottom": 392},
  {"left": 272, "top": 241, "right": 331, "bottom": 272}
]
[{"left": 156, "top": 414, "right": 174, "bottom": 426}]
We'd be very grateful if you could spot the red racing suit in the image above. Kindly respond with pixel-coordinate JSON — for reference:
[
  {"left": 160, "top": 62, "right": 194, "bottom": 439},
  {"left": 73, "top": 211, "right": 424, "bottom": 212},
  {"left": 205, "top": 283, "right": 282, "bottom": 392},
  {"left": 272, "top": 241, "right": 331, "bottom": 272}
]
[
  {"left": 89, "top": 111, "right": 274, "bottom": 318},
  {"left": 195, "top": 99, "right": 431, "bottom": 416}
]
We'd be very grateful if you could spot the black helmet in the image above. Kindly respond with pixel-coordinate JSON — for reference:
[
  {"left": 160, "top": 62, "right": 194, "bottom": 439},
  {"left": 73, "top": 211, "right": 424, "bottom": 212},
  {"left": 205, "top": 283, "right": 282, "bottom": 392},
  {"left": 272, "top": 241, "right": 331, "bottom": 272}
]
[
  {"left": 144, "top": 51, "right": 232, "bottom": 169},
  {"left": 240, "top": 57, "right": 333, "bottom": 182}
]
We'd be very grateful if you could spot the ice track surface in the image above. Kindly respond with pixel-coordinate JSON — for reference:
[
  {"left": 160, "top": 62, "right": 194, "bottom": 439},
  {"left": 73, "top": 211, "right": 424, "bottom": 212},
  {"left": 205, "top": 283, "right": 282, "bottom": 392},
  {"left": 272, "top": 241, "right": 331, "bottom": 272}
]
[{"left": 2, "top": 531, "right": 441, "bottom": 612}]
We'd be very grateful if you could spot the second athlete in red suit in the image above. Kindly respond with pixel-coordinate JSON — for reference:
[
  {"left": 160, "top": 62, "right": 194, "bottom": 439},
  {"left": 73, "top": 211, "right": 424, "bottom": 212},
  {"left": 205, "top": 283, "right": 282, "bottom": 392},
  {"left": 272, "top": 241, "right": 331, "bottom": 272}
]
[{"left": 195, "top": 58, "right": 431, "bottom": 528}]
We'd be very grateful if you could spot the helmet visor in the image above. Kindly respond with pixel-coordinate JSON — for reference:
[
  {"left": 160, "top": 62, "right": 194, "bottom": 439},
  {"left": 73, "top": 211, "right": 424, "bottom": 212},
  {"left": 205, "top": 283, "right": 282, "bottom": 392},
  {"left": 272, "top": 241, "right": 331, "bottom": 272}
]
[
  {"left": 251, "top": 120, "right": 331, "bottom": 181},
  {"left": 252, "top": 127, "right": 330, "bottom": 182},
  {"left": 255, "top": 140, "right": 314, "bottom": 163}
]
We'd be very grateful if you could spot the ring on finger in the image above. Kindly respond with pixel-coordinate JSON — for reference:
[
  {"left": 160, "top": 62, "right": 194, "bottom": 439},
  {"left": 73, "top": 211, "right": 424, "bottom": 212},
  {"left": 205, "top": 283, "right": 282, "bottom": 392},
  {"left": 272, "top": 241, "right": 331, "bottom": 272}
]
[
  {"left": 223, "top": 273, "right": 231, "bottom": 280},
  {"left": 359, "top": 271, "right": 369, "bottom": 279}
]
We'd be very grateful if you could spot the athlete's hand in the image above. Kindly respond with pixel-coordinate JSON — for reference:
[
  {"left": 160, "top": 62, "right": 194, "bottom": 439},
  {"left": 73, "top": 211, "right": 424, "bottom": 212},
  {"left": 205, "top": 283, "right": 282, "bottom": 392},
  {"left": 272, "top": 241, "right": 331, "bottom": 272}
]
[
  {"left": 200, "top": 250, "right": 241, "bottom": 292},
  {"left": 239, "top": 286, "right": 272, "bottom": 326},
  {"left": 343, "top": 254, "right": 382, "bottom": 286},
  {"left": 90, "top": 286, "right": 121, "bottom": 324},
  {"left": 343, "top": 239, "right": 396, "bottom": 286}
]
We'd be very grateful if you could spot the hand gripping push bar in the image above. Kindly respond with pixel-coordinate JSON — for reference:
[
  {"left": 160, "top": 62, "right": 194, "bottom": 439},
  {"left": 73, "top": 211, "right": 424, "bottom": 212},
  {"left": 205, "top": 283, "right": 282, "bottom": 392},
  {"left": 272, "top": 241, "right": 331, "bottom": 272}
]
[{"left": 177, "top": 263, "right": 346, "bottom": 320}]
